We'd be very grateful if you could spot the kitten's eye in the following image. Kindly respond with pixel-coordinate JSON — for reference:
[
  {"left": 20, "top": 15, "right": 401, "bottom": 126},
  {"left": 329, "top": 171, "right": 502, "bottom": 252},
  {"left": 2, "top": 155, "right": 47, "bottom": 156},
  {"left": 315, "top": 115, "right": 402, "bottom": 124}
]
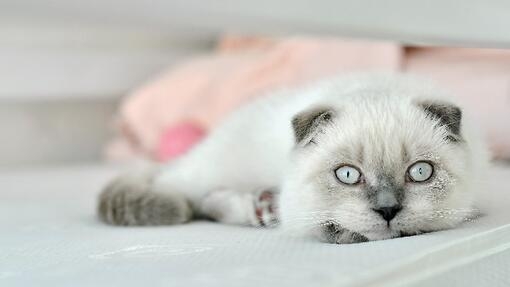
[
  {"left": 335, "top": 165, "right": 362, "bottom": 185},
  {"left": 407, "top": 161, "right": 434, "bottom": 182}
]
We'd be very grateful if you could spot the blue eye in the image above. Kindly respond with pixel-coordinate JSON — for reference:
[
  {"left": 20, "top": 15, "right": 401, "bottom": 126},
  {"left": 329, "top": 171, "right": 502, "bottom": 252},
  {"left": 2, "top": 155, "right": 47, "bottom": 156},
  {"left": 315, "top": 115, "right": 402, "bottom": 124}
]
[
  {"left": 408, "top": 161, "right": 434, "bottom": 182},
  {"left": 335, "top": 165, "right": 362, "bottom": 185}
]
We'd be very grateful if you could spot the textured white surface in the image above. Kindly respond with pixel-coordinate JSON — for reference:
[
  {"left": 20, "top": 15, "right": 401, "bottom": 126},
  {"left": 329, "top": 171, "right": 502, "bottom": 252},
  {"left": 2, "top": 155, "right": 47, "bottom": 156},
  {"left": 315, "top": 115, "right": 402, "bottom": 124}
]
[{"left": 1, "top": 164, "right": 510, "bottom": 286}]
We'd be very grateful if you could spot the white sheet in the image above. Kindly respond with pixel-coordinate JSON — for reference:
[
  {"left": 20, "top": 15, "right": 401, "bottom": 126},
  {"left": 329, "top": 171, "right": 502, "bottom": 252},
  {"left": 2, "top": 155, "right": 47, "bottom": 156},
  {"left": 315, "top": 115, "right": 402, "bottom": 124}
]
[{"left": 1, "top": 164, "right": 509, "bottom": 287}]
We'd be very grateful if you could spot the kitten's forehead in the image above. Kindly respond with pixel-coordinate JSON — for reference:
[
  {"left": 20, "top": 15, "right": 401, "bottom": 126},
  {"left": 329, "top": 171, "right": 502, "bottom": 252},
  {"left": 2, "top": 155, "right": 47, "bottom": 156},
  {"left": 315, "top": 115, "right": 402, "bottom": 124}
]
[{"left": 321, "top": 95, "right": 446, "bottom": 169}]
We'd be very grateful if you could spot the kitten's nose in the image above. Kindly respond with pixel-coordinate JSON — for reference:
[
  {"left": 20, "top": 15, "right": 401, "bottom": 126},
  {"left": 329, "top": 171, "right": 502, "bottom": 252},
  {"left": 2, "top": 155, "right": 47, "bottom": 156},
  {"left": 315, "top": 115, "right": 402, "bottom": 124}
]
[{"left": 373, "top": 206, "right": 401, "bottom": 222}]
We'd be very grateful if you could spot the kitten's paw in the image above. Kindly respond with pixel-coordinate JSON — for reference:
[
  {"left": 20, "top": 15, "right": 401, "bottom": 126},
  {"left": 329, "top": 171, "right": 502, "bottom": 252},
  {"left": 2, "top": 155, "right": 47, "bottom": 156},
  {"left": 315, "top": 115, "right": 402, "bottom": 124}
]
[
  {"left": 254, "top": 190, "right": 278, "bottom": 227},
  {"left": 98, "top": 173, "right": 192, "bottom": 226},
  {"left": 321, "top": 222, "right": 368, "bottom": 244},
  {"left": 200, "top": 188, "right": 278, "bottom": 227}
]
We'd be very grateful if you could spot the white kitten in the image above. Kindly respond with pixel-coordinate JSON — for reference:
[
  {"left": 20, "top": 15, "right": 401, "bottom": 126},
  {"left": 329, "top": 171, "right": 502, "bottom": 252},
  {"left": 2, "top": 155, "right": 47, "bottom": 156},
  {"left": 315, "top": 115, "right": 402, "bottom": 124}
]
[{"left": 98, "top": 74, "right": 488, "bottom": 244}]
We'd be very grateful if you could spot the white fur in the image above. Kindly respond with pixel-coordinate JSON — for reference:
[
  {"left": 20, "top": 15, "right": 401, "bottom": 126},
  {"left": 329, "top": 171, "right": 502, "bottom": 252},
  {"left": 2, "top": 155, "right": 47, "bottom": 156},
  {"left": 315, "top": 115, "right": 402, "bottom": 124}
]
[{"left": 151, "top": 74, "right": 489, "bottom": 242}]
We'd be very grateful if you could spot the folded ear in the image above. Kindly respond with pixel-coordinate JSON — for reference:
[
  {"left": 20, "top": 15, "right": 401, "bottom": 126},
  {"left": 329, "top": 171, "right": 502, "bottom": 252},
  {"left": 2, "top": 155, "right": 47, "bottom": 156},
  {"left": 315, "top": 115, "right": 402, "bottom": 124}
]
[
  {"left": 291, "top": 106, "right": 335, "bottom": 145},
  {"left": 418, "top": 100, "right": 462, "bottom": 142}
]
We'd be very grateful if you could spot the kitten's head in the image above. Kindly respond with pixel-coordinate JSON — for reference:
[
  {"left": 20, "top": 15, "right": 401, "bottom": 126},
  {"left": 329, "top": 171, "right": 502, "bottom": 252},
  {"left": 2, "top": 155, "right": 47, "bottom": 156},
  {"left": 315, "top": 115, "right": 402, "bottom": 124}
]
[{"left": 279, "top": 77, "right": 488, "bottom": 243}]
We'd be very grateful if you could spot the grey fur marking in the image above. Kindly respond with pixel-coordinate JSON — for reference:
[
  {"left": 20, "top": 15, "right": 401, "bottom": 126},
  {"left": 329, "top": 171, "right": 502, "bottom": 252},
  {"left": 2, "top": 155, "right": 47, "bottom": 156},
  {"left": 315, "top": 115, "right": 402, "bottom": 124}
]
[
  {"left": 366, "top": 174, "right": 405, "bottom": 208},
  {"left": 321, "top": 222, "right": 368, "bottom": 244},
  {"left": 419, "top": 101, "right": 462, "bottom": 142},
  {"left": 98, "top": 175, "right": 193, "bottom": 226},
  {"left": 291, "top": 106, "right": 334, "bottom": 144}
]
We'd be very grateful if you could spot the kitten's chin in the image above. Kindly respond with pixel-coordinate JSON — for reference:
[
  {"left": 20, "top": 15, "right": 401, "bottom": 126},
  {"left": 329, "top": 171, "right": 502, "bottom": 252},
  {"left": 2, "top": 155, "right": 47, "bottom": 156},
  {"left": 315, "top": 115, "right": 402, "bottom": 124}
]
[
  {"left": 361, "top": 224, "right": 436, "bottom": 241},
  {"left": 361, "top": 229, "right": 401, "bottom": 241}
]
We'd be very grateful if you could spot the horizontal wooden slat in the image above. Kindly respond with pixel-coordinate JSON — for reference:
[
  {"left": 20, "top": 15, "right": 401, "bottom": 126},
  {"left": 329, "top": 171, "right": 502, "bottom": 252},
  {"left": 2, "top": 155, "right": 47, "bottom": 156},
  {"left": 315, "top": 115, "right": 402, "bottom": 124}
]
[
  {"left": 2, "top": 0, "right": 510, "bottom": 47},
  {"left": 0, "top": 47, "right": 198, "bottom": 99},
  {"left": 0, "top": 24, "right": 213, "bottom": 99}
]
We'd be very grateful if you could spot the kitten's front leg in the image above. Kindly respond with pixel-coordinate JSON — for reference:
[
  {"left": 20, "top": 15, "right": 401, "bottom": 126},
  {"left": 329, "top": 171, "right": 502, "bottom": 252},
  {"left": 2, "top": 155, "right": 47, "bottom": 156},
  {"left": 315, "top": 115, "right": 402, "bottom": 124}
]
[
  {"left": 320, "top": 222, "right": 368, "bottom": 244},
  {"left": 199, "top": 188, "right": 278, "bottom": 227}
]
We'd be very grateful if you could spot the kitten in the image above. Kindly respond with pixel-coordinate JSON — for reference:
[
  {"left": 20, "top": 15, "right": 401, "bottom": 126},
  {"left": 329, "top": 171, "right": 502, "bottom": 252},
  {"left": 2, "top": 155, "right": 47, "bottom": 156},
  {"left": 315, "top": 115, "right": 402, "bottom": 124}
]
[{"left": 98, "top": 74, "right": 488, "bottom": 244}]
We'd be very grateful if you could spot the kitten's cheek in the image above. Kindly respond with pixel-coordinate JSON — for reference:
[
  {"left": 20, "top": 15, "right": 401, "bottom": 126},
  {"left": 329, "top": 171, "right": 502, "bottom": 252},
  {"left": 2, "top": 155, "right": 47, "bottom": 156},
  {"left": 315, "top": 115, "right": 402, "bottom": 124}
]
[{"left": 404, "top": 195, "right": 433, "bottom": 211}]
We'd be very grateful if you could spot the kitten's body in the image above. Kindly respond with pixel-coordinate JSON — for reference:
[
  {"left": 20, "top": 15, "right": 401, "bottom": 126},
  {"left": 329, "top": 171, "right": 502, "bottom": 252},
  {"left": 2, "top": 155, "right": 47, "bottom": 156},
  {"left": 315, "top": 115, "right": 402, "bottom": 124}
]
[{"left": 98, "top": 75, "right": 488, "bottom": 243}]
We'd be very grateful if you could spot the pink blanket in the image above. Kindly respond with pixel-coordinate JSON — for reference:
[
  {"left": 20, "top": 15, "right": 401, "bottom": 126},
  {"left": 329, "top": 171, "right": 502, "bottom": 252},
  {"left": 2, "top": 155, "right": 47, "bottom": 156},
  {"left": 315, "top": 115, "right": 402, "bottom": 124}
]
[{"left": 106, "top": 36, "right": 510, "bottom": 161}]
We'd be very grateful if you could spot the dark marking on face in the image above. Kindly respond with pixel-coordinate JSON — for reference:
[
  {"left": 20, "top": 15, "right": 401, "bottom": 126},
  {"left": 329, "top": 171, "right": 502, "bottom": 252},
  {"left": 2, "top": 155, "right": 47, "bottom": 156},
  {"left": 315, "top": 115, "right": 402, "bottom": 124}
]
[
  {"left": 401, "top": 143, "right": 410, "bottom": 163},
  {"left": 292, "top": 106, "right": 335, "bottom": 144},
  {"left": 419, "top": 101, "right": 462, "bottom": 142},
  {"left": 321, "top": 221, "right": 369, "bottom": 244},
  {"left": 365, "top": 174, "right": 405, "bottom": 208}
]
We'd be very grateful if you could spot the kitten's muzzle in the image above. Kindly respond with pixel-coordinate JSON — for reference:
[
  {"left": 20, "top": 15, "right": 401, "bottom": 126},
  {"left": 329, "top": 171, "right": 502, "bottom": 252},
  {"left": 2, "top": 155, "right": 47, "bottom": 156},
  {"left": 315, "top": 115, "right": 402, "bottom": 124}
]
[{"left": 372, "top": 205, "right": 402, "bottom": 222}]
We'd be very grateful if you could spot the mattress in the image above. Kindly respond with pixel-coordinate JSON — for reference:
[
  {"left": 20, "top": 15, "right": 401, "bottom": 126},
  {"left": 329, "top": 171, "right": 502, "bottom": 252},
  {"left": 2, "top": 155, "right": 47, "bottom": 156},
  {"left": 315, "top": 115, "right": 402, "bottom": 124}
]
[{"left": 1, "top": 164, "right": 510, "bottom": 287}]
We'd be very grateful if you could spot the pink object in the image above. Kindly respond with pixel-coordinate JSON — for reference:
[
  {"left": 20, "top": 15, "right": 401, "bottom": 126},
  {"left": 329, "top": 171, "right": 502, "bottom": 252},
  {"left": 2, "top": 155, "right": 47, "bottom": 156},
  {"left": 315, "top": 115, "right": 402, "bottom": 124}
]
[
  {"left": 106, "top": 36, "right": 400, "bottom": 161},
  {"left": 156, "top": 122, "right": 206, "bottom": 162},
  {"left": 106, "top": 36, "right": 510, "bottom": 161}
]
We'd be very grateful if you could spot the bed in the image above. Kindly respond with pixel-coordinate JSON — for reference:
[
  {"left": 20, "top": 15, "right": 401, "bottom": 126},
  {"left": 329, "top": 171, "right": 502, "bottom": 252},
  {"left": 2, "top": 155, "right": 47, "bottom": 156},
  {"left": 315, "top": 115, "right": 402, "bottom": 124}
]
[{"left": 1, "top": 163, "right": 510, "bottom": 287}]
